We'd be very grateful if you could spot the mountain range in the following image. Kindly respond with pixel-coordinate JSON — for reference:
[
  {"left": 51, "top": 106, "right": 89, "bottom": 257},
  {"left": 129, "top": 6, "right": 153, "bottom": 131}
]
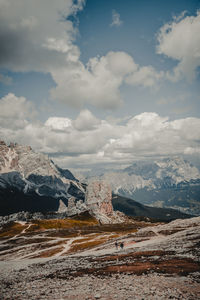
[
  {"left": 0, "top": 140, "right": 195, "bottom": 221},
  {"left": 0, "top": 140, "right": 86, "bottom": 216},
  {"left": 81, "top": 157, "right": 200, "bottom": 215}
]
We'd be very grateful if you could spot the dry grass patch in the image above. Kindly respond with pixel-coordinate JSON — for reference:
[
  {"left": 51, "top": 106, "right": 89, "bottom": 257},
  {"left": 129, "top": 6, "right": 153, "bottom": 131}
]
[
  {"left": 0, "top": 222, "right": 27, "bottom": 238},
  {"left": 29, "top": 246, "right": 64, "bottom": 258},
  {"left": 71, "top": 233, "right": 112, "bottom": 245},
  {"left": 28, "top": 218, "right": 99, "bottom": 231},
  {"left": 71, "top": 236, "right": 94, "bottom": 244},
  {"left": 69, "top": 239, "right": 107, "bottom": 253}
]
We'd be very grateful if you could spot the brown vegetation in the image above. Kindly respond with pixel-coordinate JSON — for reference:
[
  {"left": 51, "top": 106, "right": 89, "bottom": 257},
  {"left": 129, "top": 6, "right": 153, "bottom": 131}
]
[
  {"left": 0, "top": 222, "right": 27, "bottom": 238},
  {"left": 68, "top": 239, "right": 107, "bottom": 254},
  {"left": 29, "top": 246, "right": 64, "bottom": 258}
]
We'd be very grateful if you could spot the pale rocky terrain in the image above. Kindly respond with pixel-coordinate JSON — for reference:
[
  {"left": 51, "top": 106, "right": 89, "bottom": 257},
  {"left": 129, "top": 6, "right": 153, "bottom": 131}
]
[{"left": 0, "top": 216, "right": 199, "bottom": 299}]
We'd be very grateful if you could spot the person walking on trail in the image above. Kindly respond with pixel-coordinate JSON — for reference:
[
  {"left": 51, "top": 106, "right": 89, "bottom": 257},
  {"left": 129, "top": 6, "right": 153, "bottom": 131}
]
[
  {"left": 115, "top": 241, "right": 118, "bottom": 250},
  {"left": 120, "top": 242, "right": 124, "bottom": 250}
]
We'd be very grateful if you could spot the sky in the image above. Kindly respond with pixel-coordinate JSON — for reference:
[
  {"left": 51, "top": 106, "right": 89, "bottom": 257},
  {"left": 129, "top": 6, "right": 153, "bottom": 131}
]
[{"left": 0, "top": 0, "right": 200, "bottom": 170}]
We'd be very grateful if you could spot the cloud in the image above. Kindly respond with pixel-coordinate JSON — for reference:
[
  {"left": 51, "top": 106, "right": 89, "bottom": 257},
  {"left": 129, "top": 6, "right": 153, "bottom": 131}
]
[
  {"left": 50, "top": 50, "right": 162, "bottom": 109},
  {"left": 184, "top": 147, "right": 200, "bottom": 155},
  {"left": 157, "top": 10, "right": 200, "bottom": 81},
  {"left": 101, "top": 113, "right": 200, "bottom": 166},
  {"left": 1, "top": 93, "right": 200, "bottom": 168},
  {"left": 50, "top": 51, "right": 137, "bottom": 109},
  {"left": 0, "top": 93, "right": 36, "bottom": 129},
  {"left": 110, "top": 10, "right": 123, "bottom": 27},
  {"left": 126, "top": 65, "right": 163, "bottom": 87},
  {"left": 0, "top": 1, "right": 163, "bottom": 109},
  {"left": 45, "top": 117, "right": 72, "bottom": 131},
  {"left": 0, "top": 0, "right": 85, "bottom": 72},
  {"left": 73, "top": 109, "right": 101, "bottom": 131}
]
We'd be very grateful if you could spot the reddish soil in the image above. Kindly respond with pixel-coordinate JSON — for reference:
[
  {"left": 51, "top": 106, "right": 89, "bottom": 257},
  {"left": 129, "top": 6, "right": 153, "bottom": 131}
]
[
  {"left": 94, "top": 250, "right": 175, "bottom": 262},
  {"left": 54, "top": 255, "right": 200, "bottom": 279},
  {"left": 102, "top": 258, "right": 200, "bottom": 276}
]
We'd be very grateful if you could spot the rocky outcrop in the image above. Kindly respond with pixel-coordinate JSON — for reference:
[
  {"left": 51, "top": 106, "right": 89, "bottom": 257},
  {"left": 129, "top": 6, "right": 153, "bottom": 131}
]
[
  {"left": 86, "top": 181, "right": 113, "bottom": 214},
  {"left": 57, "top": 200, "right": 68, "bottom": 213},
  {"left": 86, "top": 181, "right": 127, "bottom": 224}
]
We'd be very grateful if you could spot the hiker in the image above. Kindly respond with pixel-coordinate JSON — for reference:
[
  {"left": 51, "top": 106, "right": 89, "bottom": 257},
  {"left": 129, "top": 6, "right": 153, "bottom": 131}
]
[
  {"left": 115, "top": 241, "right": 118, "bottom": 250},
  {"left": 120, "top": 242, "right": 124, "bottom": 250}
]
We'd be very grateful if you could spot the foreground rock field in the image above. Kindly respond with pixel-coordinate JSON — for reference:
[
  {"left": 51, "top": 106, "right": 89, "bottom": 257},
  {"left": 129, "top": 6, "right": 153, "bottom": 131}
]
[{"left": 0, "top": 216, "right": 200, "bottom": 299}]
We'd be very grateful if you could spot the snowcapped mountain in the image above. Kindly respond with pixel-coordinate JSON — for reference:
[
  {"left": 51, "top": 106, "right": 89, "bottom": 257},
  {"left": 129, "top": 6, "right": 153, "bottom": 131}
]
[
  {"left": 0, "top": 140, "right": 130, "bottom": 223},
  {"left": 124, "top": 157, "right": 200, "bottom": 185},
  {"left": 84, "top": 157, "right": 200, "bottom": 215},
  {"left": 0, "top": 140, "right": 86, "bottom": 216}
]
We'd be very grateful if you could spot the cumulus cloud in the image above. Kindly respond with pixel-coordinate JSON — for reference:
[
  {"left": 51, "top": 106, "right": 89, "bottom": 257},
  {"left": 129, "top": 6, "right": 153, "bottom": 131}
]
[
  {"left": 126, "top": 65, "right": 163, "bottom": 87},
  {"left": 110, "top": 10, "right": 123, "bottom": 27},
  {"left": 50, "top": 51, "right": 137, "bottom": 109},
  {"left": 50, "top": 51, "right": 163, "bottom": 108},
  {"left": 0, "top": 93, "right": 36, "bottom": 129},
  {"left": 0, "top": 1, "right": 163, "bottom": 109},
  {"left": 0, "top": 0, "right": 84, "bottom": 72},
  {"left": 1, "top": 93, "right": 200, "bottom": 168},
  {"left": 73, "top": 109, "right": 101, "bottom": 131},
  {"left": 45, "top": 117, "right": 72, "bottom": 131},
  {"left": 157, "top": 10, "right": 200, "bottom": 81}
]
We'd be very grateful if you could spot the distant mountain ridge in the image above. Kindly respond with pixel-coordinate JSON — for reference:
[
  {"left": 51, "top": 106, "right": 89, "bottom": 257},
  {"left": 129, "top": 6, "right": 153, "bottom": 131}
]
[
  {"left": 84, "top": 157, "right": 200, "bottom": 215},
  {"left": 112, "top": 194, "right": 192, "bottom": 221},
  {"left": 0, "top": 141, "right": 194, "bottom": 221}
]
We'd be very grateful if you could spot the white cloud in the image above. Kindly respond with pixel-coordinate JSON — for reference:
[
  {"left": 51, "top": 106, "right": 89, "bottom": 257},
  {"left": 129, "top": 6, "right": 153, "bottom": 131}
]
[
  {"left": 157, "top": 10, "right": 200, "bottom": 81},
  {"left": 0, "top": 93, "right": 36, "bottom": 129},
  {"left": 1, "top": 93, "right": 200, "bottom": 168},
  {"left": 50, "top": 51, "right": 137, "bottom": 109},
  {"left": 0, "top": 0, "right": 85, "bottom": 72},
  {"left": 110, "top": 10, "right": 123, "bottom": 27},
  {"left": 0, "top": 1, "right": 163, "bottom": 109},
  {"left": 73, "top": 109, "right": 101, "bottom": 131},
  {"left": 184, "top": 147, "right": 200, "bottom": 155},
  {"left": 126, "top": 65, "right": 163, "bottom": 87},
  {"left": 45, "top": 117, "right": 72, "bottom": 131}
]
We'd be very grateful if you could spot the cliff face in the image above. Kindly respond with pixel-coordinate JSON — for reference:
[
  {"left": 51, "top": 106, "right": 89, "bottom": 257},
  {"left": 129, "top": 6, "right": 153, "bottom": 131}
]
[
  {"left": 86, "top": 181, "right": 113, "bottom": 215},
  {"left": 0, "top": 141, "right": 123, "bottom": 223},
  {"left": 86, "top": 181, "right": 127, "bottom": 224},
  {"left": 0, "top": 140, "right": 69, "bottom": 179},
  {"left": 0, "top": 140, "right": 85, "bottom": 216}
]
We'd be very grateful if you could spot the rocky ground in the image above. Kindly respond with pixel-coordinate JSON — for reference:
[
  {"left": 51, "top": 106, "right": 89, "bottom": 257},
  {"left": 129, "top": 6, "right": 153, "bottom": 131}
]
[
  {"left": 0, "top": 216, "right": 200, "bottom": 299},
  {"left": 1, "top": 260, "right": 200, "bottom": 300}
]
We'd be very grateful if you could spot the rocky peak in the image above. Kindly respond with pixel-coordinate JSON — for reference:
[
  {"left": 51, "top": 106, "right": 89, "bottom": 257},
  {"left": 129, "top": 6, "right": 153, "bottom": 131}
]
[
  {"left": 0, "top": 140, "right": 70, "bottom": 181},
  {"left": 0, "top": 141, "right": 127, "bottom": 224},
  {"left": 86, "top": 181, "right": 126, "bottom": 224},
  {"left": 86, "top": 181, "right": 113, "bottom": 214}
]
